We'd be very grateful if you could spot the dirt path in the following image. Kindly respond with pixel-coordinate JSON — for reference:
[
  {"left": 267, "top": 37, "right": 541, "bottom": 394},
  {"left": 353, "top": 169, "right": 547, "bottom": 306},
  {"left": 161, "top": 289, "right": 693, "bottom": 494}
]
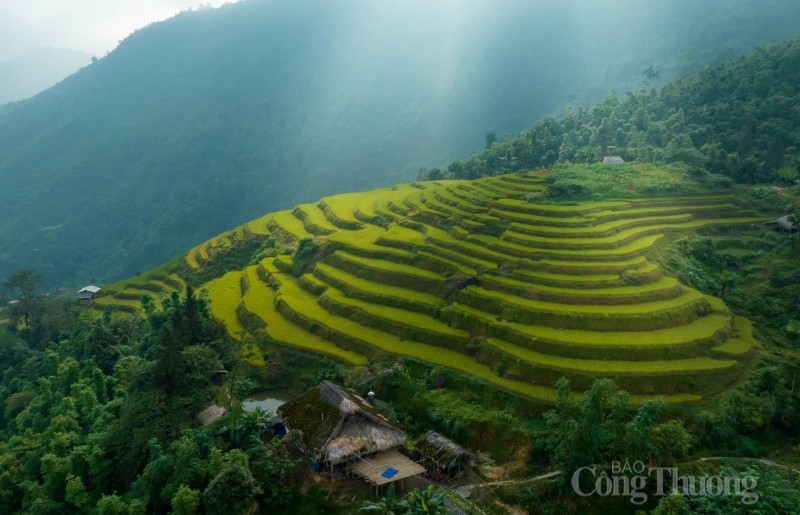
[
  {"left": 455, "top": 470, "right": 561, "bottom": 498},
  {"left": 770, "top": 186, "right": 791, "bottom": 197}
]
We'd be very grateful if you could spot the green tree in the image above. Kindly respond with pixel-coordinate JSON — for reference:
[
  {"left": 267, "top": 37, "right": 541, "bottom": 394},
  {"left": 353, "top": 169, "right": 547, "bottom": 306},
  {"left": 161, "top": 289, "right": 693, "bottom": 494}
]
[
  {"left": 718, "top": 270, "right": 736, "bottom": 300},
  {"left": 787, "top": 319, "right": 800, "bottom": 345},
  {"left": 684, "top": 464, "right": 800, "bottom": 513},
  {"left": 218, "top": 408, "right": 270, "bottom": 447},
  {"left": 623, "top": 398, "right": 664, "bottom": 462},
  {"left": 0, "top": 446, "right": 24, "bottom": 512},
  {"left": 406, "top": 485, "right": 447, "bottom": 514},
  {"left": 358, "top": 484, "right": 406, "bottom": 514},
  {"left": 642, "top": 65, "right": 661, "bottom": 86},
  {"left": 649, "top": 419, "right": 692, "bottom": 466},
  {"left": 541, "top": 378, "right": 622, "bottom": 486},
  {"left": 170, "top": 485, "right": 200, "bottom": 515},
  {"left": 94, "top": 494, "right": 129, "bottom": 515},
  {"left": 64, "top": 473, "right": 90, "bottom": 511},
  {"left": 447, "top": 161, "right": 465, "bottom": 179},
  {"left": 248, "top": 437, "right": 298, "bottom": 510},
  {"left": 485, "top": 132, "right": 497, "bottom": 149},
  {"left": 202, "top": 464, "right": 260, "bottom": 515},
  {"left": 359, "top": 485, "right": 447, "bottom": 515},
  {"left": 3, "top": 268, "right": 43, "bottom": 328},
  {"left": 651, "top": 489, "right": 690, "bottom": 515},
  {"left": 776, "top": 165, "right": 798, "bottom": 185},
  {"left": 150, "top": 287, "right": 226, "bottom": 402}
]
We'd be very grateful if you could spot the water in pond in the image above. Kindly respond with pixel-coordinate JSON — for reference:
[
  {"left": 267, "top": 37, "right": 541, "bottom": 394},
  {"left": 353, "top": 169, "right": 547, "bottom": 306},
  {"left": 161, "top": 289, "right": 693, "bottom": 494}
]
[{"left": 242, "top": 390, "right": 293, "bottom": 414}]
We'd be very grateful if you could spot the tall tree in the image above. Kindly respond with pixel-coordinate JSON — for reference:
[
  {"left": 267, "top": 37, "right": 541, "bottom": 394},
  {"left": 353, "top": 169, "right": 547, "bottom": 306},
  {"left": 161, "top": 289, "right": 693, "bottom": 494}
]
[
  {"left": 202, "top": 465, "right": 260, "bottom": 515},
  {"left": 3, "top": 268, "right": 43, "bottom": 328}
]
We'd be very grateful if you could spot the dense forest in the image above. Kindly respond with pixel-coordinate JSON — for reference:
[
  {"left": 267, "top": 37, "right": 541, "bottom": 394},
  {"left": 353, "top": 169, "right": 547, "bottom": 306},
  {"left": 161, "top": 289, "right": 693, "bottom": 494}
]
[
  {"left": 0, "top": 288, "right": 313, "bottom": 514},
  {"left": 435, "top": 37, "right": 800, "bottom": 185},
  {"left": 1, "top": 0, "right": 800, "bottom": 288},
  {"left": 1, "top": 265, "right": 799, "bottom": 513}
]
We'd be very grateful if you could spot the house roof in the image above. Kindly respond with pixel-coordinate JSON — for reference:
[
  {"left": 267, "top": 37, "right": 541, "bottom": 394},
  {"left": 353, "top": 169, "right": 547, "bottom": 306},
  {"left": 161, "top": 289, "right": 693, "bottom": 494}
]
[
  {"left": 196, "top": 404, "right": 226, "bottom": 426},
  {"left": 277, "top": 381, "right": 406, "bottom": 465},
  {"left": 602, "top": 156, "right": 625, "bottom": 164},
  {"left": 777, "top": 215, "right": 796, "bottom": 231},
  {"left": 416, "top": 431, "right": 472, "bottom": 467},
  {"left": 78, "top": 285, "right": 101, "bottom": 294}
]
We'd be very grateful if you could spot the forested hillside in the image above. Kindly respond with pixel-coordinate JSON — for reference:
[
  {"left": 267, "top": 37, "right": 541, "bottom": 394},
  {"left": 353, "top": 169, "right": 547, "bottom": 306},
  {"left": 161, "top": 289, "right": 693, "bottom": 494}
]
[
  {"left": 1, "top": 0, "right": 799, "bottom": 288},
  {"left": 444, "top": 37, "right": 800, "bottom": 185}
]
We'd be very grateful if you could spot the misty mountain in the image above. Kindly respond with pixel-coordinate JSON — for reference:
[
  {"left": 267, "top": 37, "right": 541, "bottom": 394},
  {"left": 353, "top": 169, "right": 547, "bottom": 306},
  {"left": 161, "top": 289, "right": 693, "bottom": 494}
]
[
  {"left": 0, "top": 47, "right": 92, "bottom": 104},
  {"left": 446, "top": 37, "right": 800, "bottom": 186},
  {"left": 1, "top": 0, "right": 799, "bottom": 288}
]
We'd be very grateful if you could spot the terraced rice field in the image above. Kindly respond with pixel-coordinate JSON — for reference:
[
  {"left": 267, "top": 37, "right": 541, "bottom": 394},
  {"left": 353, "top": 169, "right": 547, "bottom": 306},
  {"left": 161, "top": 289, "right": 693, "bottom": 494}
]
[
  {"left": 91, "top": 270, "right": 187, "bottom": 314},
  {"left": 98, "top": 172, "right": 768, "bottom": 403}
]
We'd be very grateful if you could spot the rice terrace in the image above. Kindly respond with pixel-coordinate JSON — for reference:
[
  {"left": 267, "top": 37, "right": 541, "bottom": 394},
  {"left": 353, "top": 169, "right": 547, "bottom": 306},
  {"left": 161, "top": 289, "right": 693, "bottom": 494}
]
[{"left": 94, "top": 162, "right": 770, "bottom": 404}]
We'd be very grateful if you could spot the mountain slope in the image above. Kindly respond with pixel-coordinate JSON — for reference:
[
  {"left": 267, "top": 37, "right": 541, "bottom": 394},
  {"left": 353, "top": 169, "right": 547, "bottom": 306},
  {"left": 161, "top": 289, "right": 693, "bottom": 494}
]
[
  {"left": 94, "top": 163, "right": 770, "bottom": 403},
  {"left": 1, "top": 0, "right": 799, "bottom": 288},
  {"left": 449, "top": 37, "right": 800, "bottom": 183}
]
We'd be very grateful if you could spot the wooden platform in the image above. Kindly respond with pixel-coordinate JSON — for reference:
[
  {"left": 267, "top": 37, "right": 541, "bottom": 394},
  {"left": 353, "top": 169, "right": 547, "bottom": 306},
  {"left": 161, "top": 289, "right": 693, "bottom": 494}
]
[{"left": 349, "top": 449, "right": 425, "bottom": 486}]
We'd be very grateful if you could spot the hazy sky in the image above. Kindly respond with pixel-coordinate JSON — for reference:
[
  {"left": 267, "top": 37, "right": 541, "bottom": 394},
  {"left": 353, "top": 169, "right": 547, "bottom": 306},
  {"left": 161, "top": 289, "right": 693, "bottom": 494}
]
[{"left": 0, "top": 0, "right": 235, "bottom": 61}]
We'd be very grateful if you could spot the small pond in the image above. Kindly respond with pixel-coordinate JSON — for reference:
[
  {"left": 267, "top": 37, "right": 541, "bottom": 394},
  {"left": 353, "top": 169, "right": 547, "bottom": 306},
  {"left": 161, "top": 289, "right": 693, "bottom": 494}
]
[{"left": 242, "top": 389, "right": 294, "bottom": 414}]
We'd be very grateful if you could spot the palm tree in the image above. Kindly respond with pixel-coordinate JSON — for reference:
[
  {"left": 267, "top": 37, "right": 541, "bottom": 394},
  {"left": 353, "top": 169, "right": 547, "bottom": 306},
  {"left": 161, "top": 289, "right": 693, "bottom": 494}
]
[
  {"left": 406, "top": 485, "right": 447, "bottom": 515},
  {"left": 358, "top": 484, "right": 407, "bottom": 514},
  {"left": 358, "top": 485, "right": 447, "bottom": 515}
]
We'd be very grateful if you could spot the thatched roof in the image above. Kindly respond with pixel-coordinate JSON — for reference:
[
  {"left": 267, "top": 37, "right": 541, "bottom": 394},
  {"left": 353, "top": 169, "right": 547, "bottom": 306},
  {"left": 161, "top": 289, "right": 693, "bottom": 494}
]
[
  {"left": 777, "top": 215, "right": 796, "bottom": 231},
  {"left": 602, "top": 156, "right": 625, "bottom": 164},
  {"left": 277, "top": 381, "right": 405, "bottom": 465},
  {"left": 416, "top": 431, "right": 472, "bottom": 468},
  {"left": 196, "top": 404, "right": 226, "bottom": 426}
]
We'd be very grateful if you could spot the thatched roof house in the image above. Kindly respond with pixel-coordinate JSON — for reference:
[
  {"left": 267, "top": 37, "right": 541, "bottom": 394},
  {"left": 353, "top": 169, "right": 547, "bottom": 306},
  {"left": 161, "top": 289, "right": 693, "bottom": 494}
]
[
  {"left": 277, "top": 381, "right": 406, "bottom": 466},
  {"left": 196, "top": 404, "right": 226, "bottom": 426},
  {"left": 776, "top": 214, "right": 796, "bottom": 232},
  {"left": 602, "top": 156, "right": 625, "bottom": 164},
  {"left": 415, "top": 431, "right": 472, "bottom": 482}
]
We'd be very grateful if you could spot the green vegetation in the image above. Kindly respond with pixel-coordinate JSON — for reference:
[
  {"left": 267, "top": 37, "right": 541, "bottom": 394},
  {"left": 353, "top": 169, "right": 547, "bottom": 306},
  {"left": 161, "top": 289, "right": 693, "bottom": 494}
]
[{"left": 0, "top": 283, "right": 370, "bottom": 514}]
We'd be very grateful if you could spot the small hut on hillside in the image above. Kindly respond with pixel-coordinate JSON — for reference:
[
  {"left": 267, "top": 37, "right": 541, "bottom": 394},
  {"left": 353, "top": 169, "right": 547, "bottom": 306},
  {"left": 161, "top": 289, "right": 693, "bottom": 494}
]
[
  {"left": 602, "top": 156, "right": 625, "bottom": 164},
  {"left": 278, "top": 381, "right": 424, "bottom": 490},
  {"left": 415, "top": 431, "right": 472, "bottom": 483},
  {"left": 196, "top": 404, "right": 226, "bottom": 426},
  {"left": 77, "top": 285, "right": 101, "bottom": 305},
  {"left": 776, "top": 214, "right": 797, "bottom": 232}
]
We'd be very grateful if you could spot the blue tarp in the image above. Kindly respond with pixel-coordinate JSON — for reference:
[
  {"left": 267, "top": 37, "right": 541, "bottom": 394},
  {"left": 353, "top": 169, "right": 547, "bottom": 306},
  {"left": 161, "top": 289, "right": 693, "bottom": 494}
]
[{"left": 381, "top": 467, "right": 399, "bottom": 479}]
